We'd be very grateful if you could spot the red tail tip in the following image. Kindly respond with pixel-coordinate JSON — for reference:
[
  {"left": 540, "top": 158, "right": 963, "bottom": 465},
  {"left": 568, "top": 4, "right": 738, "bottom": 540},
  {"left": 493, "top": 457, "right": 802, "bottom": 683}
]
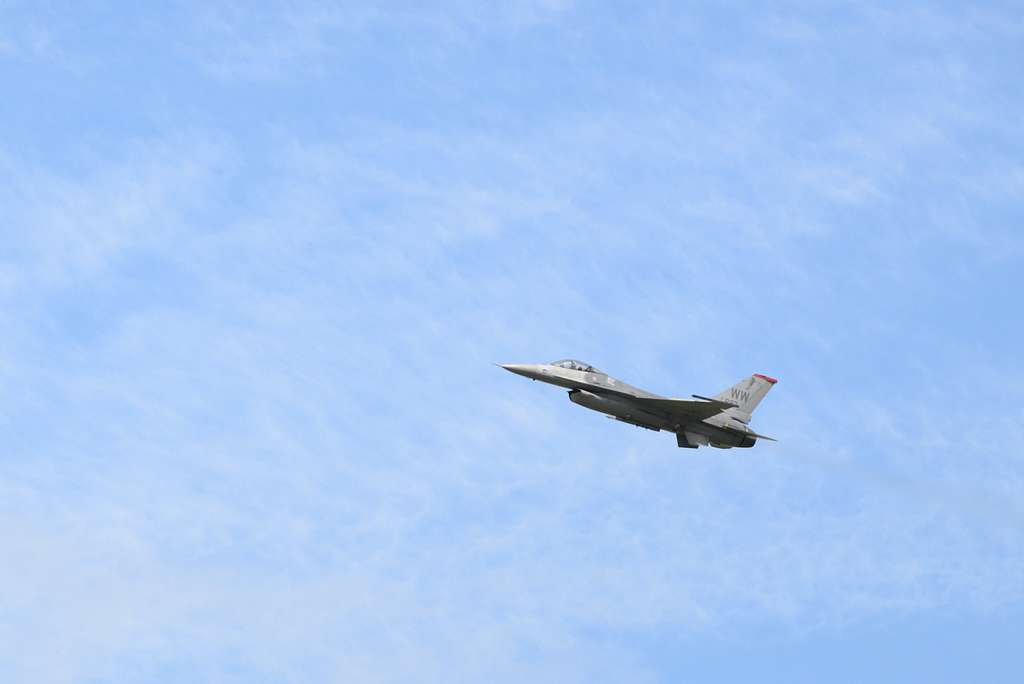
[{"left": 754, "top": 373, "right": 778, "bottom": 384}]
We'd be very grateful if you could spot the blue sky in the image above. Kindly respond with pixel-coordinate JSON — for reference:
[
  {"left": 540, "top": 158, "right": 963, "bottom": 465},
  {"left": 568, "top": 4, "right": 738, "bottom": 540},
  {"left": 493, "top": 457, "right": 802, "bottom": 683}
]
[{"left": 2, "top": 1, "right": 1023, "bottom": 682}]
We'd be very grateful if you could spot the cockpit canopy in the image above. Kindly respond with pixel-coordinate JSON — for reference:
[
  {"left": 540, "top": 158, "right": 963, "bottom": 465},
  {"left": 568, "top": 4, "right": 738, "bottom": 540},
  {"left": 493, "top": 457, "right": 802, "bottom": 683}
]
[{"left": 550, "top": 359, "right": 603, "bottom": 374}]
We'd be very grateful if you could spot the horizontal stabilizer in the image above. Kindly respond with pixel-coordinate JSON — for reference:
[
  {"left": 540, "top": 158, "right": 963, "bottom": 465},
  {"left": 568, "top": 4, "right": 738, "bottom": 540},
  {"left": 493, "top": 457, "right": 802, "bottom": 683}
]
[{"left": 748, "top": 431, "right": 777, "bottom": 442}]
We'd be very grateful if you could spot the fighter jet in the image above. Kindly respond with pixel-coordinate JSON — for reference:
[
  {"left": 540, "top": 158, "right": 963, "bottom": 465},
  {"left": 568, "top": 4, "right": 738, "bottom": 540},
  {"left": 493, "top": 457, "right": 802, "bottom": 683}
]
[{"left": 499, "top": 360, "right": 777, "bottom": 448}]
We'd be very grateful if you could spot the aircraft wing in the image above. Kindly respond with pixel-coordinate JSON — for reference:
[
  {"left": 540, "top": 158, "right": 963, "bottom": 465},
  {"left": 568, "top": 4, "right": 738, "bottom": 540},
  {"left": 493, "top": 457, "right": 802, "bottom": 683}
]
[{"left": 630, "top": 396, "right": 736, "bottom": 420}]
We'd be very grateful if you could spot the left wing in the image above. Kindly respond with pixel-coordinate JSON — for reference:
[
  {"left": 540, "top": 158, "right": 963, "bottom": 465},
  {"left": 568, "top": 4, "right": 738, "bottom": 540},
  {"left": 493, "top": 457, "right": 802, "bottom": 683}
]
[{"left": 630, "top": 396, "right": 735, "bottom": 421}]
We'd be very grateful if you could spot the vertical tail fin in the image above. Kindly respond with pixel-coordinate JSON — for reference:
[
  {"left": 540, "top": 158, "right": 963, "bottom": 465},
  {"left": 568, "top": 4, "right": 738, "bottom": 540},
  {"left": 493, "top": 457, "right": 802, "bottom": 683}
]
[{"left": 714, "top": 374, "right": 777, "bottom": 423}]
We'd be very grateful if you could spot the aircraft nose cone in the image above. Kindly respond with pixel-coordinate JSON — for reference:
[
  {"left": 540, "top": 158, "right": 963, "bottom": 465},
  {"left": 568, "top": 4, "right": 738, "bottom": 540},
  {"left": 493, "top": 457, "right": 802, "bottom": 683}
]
[{"left": 499, "top": 363, "right": 538, "bottom": 378}]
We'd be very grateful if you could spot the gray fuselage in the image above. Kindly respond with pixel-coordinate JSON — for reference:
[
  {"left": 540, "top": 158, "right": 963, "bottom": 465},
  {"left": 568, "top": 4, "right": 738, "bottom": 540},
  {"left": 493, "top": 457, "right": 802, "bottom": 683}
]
[{"left": 500, "top": 361, "right": 768, "bottom": 448}]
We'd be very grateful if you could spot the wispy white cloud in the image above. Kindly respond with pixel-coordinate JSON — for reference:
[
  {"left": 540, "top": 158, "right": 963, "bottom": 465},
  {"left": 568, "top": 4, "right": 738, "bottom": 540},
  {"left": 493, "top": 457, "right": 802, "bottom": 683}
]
[
  {"left": 184, "top": 3, "right": 371, "bottom": 80},
  {"left": 5, "top": 105, "right": 1022, "bottom": 682},
  {"left": 184, "top": 0, "right": 577, "bottom": 81},
  {"left": 1, "top": 139, "right": 224, "bottom": 291},
  {"left": 0, "top": 24, "right": 57, "bottom": 61},
  {"left": 2, "top": 1, "right": 1023, "bottom": 681}
]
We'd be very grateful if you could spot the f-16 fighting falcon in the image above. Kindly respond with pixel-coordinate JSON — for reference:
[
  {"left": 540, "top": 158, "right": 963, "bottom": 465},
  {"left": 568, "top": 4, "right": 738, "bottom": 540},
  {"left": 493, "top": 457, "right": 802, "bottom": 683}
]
[{"left": 499, "top": 360, "right": 777, "bottom": 448}]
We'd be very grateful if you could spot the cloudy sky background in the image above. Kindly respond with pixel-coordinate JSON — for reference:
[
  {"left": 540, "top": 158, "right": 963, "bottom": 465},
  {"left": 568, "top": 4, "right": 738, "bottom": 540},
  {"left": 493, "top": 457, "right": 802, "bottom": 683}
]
[{"left": 2, "top": 1, "right": 1023, "bottom": 681}]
